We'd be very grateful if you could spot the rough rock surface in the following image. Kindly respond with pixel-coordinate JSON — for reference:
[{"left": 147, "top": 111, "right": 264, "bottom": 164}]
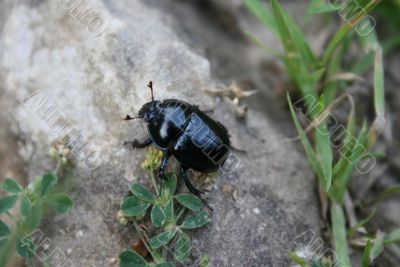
[{"left": 0, "top": 0, "right": 320, "bottom": 266}]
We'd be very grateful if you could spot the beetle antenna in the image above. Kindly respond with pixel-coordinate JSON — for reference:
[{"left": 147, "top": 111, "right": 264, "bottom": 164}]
[
  {"left": 147, "top": 81, "right": 154, "bottom": 102},
  {"left": 124, "top": 114, "right": 141, "bottom": 121}
]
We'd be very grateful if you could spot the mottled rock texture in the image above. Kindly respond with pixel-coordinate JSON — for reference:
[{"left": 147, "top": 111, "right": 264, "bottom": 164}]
[{"left": 0, "top": 0, "right": 320, "bottom": 266}]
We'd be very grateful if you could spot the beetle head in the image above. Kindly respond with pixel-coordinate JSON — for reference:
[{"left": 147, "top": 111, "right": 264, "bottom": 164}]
[
  {"left": 138, "top": 100, "right": 161, "bottom": 122},
  {"left": 124, "top": 81, "right": 161, "bottom": 122},
  {"left": 137, "top": 81, "right": 161, "bottom": 122}
]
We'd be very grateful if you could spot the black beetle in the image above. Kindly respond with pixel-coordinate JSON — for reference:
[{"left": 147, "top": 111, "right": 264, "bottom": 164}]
[{"left": 124, "top": 81, "right": 231, "bottom": 200}]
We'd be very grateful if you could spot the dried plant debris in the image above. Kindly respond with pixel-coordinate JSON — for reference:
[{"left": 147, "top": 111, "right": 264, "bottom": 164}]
[{"left": 205, "top": 82, "right": 257, "bottom": 118}]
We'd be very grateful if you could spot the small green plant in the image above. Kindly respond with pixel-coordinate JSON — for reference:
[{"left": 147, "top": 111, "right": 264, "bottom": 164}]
[
  {"left": 246, "top": 0, "right": 400, "bottom": 266},
  {"left": 0, "top": 143, "right": 74, "bottom": 266},
  {"left": 119, "top": 147, "right": 212, "bottom": 267}
]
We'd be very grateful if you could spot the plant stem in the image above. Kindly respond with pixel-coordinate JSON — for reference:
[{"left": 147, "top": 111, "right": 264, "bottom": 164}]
[
  {"left": 132, "top": 221, "right": 157, "bottom": 261},
  {"left": 149, "top": 170, "right": 160, "bottom": 196},
  {"left": 176, "top": 207, "right": 186, "bottom": 223},
  {"left": 55, "top": 159, "right": 61, "bottom": 176}
]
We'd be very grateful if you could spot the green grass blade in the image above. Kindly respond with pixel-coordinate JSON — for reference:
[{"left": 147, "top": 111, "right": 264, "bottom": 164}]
[
  {"left": 307, "top": 0, "right": 341, "bottom": 14},
  {"left": 311, "top": 67, "right": 326, "bottom": 84},
  {"left": 323, "top": 45, "right": 345, "bottom": 104},
  {"left": 316, "top": 130, "right": 332, "bottom": 191},
  {"left": 331, "top": 202, "right": 351, "bottom": 267},
  {"left": 322, "top": 24, "right": 351, "bottom": 66},
  {"left": 270, "top": 0, "right": 300, "bottom": 60},
  {"left": 322, "top": 0, "right": 381, "bottom": 66},
  {"left": 362, "top": 239, "right": 373, "bottom": 267},
  {"left": 330, "top": 96, "right": 355, "bottom": 201},
  {"left": 333, "top": 44, "right": 384, "bottom": 201},
  {"left": 288, "top": 94, "right": 325, "bottom": 187},
  {"left": 373, "top": 45, "right": 385, "bottom": 117},
  {"left": 288, "top": 251, "right": 310, "bottom": 267},
  {"left": 245, "top": 0, "right": 277, "bottom": 33},
  {"left": 333, "top": 120, "right": 369, "bottom": 202},
  {"left": 246, "top": 0, "right": 319, "bottom": 69},
  {"left": 271, "top": 0, "right": 316, "bottom": 97},
  {"left": 284, "top": 17, "right": 318, "bottom": 68},
  {"left": 314, "top": 96, "right": 333, "bottom": 191},
  {"left": 271, "top": 0, "right": 318, "bottom": 67},
  {"left": 368, "top": 45, "right": 385, "bottom": 146}
]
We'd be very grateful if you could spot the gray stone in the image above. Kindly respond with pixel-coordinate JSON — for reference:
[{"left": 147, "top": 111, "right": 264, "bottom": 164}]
[{"left": 0, "top": 0, "right": 320, "bottom": 266}]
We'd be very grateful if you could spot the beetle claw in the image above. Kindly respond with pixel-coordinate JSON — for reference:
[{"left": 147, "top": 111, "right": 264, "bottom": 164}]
[{"left": 203, "top": 201, "right": 214, "bottom": 212}]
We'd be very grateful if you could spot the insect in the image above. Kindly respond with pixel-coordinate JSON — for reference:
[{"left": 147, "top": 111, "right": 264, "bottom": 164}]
[{"left": 124, "top": 81, "right": 231, "bottom": 202}]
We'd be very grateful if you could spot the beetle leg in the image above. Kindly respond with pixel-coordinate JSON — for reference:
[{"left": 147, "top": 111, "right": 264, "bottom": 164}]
[
  {"left": 157, "top": 150, "right": 171, "bottom": 196},
  {"left": 158, "top": 150, "right": 171, "bottom": 180},
  {"left": 181, "top": 167, "right": 213, "bottom": 211},
  {"left": 123, "top": 138, "right": 152, "bottom": 149},
  {"left": 180, "top": 166, "right": 204, "bottom": 196}
]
